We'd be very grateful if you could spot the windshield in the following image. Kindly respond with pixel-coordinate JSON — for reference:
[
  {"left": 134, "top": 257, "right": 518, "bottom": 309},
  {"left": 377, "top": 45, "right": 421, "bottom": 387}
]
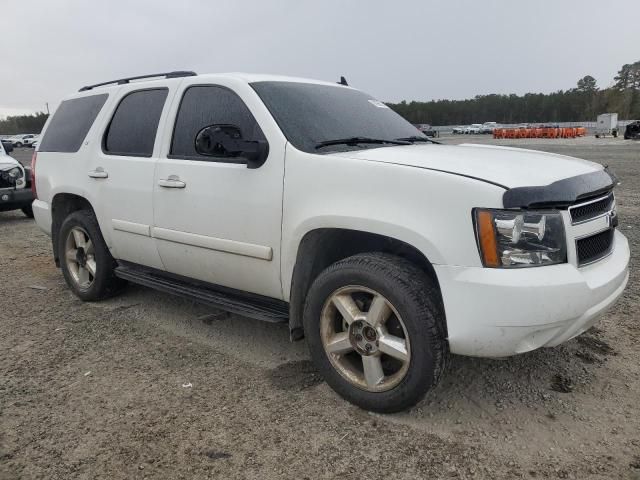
[{"left": 251, "top": 81, "right": 424, "bottom": 153}]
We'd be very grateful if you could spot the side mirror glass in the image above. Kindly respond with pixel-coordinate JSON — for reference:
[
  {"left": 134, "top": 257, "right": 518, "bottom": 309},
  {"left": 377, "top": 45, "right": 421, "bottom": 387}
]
[
  {"left": 1, "top": 141, "right": 13, "bottom": 153},
  {"left": 194, "top": 124, "right": 268, "bottom": 169}
]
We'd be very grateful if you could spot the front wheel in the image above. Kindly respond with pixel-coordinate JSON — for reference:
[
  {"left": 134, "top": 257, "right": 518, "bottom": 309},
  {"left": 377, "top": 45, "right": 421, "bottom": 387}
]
[
  {"left": 58, "top": 210, "right": 125, "bottom": 301},
  {"left": 303, "top": 253, "right": 448, "bottom": 413}
]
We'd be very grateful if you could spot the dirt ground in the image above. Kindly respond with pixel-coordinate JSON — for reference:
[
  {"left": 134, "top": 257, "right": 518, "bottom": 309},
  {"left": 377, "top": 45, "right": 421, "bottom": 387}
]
[{"left": 1, "top": 137, "right": 639, "bottom": 479}]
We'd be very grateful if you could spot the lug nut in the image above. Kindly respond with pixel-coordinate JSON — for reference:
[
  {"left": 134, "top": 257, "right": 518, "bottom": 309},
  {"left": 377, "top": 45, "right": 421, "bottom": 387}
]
[
  {"left": 355, "top": 334, "right": 363, "bottom": 341},
  {"left": 365, "top": 344, "right": 372, "bottom": 352}
]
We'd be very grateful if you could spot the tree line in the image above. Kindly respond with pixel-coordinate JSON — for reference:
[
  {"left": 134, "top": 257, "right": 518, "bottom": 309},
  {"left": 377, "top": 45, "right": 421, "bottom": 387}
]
[
  {"left": 388, "top": 61, "right": 640, "bottom": 126},
  {"left": 0, "top": 112, "right": 49, "bottom": 135},
  {"left": 1, "top": 61, "right": 639, "bottom": 133}
]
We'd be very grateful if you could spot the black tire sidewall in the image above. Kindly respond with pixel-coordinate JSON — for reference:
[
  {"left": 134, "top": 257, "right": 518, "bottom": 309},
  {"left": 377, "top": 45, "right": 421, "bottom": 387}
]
[
  {"left": 303, "top": 254, "right": 447, "bottom": 413},
  {"left": 58, "top": 210, "right": 122, "bottom": 301}
]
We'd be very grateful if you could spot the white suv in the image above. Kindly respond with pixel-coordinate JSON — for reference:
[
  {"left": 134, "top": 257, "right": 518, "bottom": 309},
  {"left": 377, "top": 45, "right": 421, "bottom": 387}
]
[
  {"left": 0, "top": 140, "right": 34, "bottom": 217},
  {"left": 31, "top": 72, "right": 629, "bottom": 412}
]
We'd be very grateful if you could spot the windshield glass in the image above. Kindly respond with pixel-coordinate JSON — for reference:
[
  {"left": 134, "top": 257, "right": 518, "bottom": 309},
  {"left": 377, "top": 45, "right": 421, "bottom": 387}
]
[{"left": 251, "top": 81, "right": 424, "bottom": 153}]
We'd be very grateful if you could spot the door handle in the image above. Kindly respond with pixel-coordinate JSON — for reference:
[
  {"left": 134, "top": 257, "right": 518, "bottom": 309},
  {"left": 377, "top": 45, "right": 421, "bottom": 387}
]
[
  {"left": 88, "top": 167, "right": 108, "bottom": 179},
  {"left": 158, "top": 175, "right": 186, "bottom": 189}
]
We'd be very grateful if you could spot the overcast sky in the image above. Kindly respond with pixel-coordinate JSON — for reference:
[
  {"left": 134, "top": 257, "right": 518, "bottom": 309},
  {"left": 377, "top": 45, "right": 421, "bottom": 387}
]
[{"left": 2, "top": 0, "right": 639, "bottom": 118}]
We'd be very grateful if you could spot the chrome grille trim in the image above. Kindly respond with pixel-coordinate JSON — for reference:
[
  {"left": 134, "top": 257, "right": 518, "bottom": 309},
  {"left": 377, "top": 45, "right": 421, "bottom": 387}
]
[{"left": 569, "top": 192, "right": 615, "bottom": 225}]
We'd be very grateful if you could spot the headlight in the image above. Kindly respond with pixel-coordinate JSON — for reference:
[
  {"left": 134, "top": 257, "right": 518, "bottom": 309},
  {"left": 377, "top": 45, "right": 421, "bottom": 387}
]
[
  {"left": 474, "top": 209, "right": 567, "bottom": 268},
  {"left": 1, "top": 167, "right": 23, "bottom": 183},
  {"left": 8, "top": 167, "right": 23, "bottom": 179}
]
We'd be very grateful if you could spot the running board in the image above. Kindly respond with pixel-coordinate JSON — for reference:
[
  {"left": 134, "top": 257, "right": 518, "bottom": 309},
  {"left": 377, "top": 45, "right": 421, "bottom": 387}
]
[{"left": 114, "top": 264, "right": 289, "bottom": 323}]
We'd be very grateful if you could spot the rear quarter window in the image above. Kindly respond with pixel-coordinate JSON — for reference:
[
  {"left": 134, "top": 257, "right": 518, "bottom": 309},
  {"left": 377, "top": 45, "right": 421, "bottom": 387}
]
[
  {"left": 38, "top": 94, "right": 108, "bottom": 153},
  {"left": 103, "top": 88, "right": 168, "bottom": 157}
]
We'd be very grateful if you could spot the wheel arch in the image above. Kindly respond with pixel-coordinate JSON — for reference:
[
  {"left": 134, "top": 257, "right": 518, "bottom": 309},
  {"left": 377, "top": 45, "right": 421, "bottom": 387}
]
[
  {"left": 51, "top": 193, "right": 97, "bottom": 267},
  {"left": 287, "top": 228, "right": 445, "bottom": 340}
]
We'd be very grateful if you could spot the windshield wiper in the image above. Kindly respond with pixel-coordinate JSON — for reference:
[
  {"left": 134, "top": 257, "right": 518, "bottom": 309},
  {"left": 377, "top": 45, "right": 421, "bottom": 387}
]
[
  {"left": 315, "top": 137, "right": 411, "bottom": 149},
  {"left": 394, "top": 136, "right": 441, "bottom": 145}
]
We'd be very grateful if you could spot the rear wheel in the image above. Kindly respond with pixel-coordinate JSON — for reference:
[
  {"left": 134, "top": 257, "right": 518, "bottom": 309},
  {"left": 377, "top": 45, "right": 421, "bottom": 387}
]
[
  {"left": 15, "top": 142, "right": 23, "bottom": 148},
  {"left": 58, "top": 210, "right": 125, "bottom": 301},
  {"left": 303, "top": 253, "right": 448, "bottom": 413}
]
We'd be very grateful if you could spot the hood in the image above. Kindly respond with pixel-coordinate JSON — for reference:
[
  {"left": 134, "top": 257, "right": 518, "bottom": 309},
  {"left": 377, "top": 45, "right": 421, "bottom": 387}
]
[
  {"left": 0, "top": 156, "right": 20, "bottom": 170},
  {"left": 328, "top": 143, "right": 603, "bottom": 189}
]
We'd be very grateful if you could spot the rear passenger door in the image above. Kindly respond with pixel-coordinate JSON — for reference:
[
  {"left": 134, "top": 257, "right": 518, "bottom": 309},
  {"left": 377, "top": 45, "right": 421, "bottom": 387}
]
[{"left": 90, "top": 87, "right": 172, "bottom": 269}]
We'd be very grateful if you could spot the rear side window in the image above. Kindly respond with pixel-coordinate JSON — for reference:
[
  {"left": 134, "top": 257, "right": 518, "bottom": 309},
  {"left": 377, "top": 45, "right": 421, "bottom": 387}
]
[
  {"left": 103, "top": 88, "right": 168, "bottom": 157},
  {"left": 38, "top": 94, "right": 108, "bottom": 153},
  {"left": 170, "top": 85, "right": 265, "bottom": 160}
]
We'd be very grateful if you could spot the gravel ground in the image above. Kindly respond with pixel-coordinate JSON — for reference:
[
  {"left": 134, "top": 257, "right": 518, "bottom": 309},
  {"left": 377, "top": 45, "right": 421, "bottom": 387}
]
[{"left": 1, "top": 138, "right": 639, "bottom": 479}]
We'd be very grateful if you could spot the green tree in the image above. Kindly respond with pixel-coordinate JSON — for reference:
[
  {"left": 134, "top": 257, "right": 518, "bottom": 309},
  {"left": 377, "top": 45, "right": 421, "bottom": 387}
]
[
  {"left": 614, "top": 61, "right": 640, "bottom": 90},
  {"left": 577, "top": 75, "right": 598, "bottom": 92}
]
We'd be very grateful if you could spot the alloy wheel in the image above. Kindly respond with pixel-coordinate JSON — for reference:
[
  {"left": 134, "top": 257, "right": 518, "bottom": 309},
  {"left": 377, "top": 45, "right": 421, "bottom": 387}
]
[
  {"left": 320, "top": 286, "right": 411, "bottom": 392},
  {"left": 64, "top": 226, "right": 96, "bottom": 290}
]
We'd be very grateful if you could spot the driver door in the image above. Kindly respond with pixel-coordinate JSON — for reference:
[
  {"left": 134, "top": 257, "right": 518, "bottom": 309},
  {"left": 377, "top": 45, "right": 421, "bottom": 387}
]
[{"left": 152, "top": 82, "right": 285, "bottom": 299}]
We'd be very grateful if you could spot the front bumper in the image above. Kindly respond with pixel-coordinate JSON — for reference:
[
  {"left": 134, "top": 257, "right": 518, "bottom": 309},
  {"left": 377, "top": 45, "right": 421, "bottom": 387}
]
[
  {"left": 0, "top": 187, "right": 34, "bottom": 212},
  {"left": 435, "top": 230, "right": 630, "bottom": 357}
]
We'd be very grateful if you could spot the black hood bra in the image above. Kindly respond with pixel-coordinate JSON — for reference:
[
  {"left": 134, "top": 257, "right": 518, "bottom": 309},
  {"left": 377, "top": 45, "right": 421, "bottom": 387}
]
[{"left": 502, "top": 168, "right": 617, "bottom": 209}]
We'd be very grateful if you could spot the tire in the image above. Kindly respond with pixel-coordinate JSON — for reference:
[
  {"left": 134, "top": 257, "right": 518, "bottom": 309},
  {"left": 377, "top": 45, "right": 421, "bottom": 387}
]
[
  {"left": 303, "top": 253, "right": 448, "bottom": 413},
  {"left": 21, "top": 205, "right": 34, "bottom": 218},
  {"left": 15, "top": 142, "right": 23, "bottom": 148},
  {"left": 58, "top": 209, "right": 125, "bottom": 301}
]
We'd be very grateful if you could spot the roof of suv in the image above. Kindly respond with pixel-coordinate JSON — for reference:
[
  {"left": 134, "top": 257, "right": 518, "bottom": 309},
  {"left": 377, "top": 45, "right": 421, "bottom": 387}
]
[{"left": 77, "top": 72, "right": 346, "bottom": 94}]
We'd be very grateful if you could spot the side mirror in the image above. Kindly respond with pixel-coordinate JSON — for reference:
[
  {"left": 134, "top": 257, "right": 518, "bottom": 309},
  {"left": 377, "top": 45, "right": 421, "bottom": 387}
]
[
  {"left": 1, "top": 141, "right": 13, "bottom": 153},
  {"left": 194, "top": 124, "right": 269, "bottom": 169}
]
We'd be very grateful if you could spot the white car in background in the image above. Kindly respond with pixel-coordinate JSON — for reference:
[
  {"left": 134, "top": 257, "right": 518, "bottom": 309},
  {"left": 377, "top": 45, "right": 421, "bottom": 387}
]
[
  {"left": 7, "top": 134, "right": 40, "bottom": 148},
  {"left": 464, "top": 124, "right": 482, "bottom": 134},
  {"left": 481, "top": 122, "right": 499, "bottom": 134},
  {"left": 0, "top": 140, "right": 35, "bottom": 217}
]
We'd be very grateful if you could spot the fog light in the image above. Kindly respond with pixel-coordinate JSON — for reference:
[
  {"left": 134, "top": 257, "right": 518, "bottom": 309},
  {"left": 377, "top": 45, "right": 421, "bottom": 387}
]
[{"left": 1, "top": 194, "right": 8, "bottom": 202}]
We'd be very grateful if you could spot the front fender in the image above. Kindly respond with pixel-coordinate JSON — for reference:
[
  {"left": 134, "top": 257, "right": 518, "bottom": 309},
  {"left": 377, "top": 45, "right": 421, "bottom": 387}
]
[{"left": 280, "top": 147, "right": 506, "bottom": 300}]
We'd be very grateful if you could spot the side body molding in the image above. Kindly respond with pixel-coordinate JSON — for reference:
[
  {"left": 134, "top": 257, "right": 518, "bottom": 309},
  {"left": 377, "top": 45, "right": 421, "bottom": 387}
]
[{"left": 111, "top": 220, "right": 274, "bottom": 261}]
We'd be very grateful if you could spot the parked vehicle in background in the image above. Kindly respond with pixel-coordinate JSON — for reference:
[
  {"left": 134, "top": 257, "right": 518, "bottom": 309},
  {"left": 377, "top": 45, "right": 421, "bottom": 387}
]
[
  {"left": 452, "top": 126, "right": 465, "bottom": 134},
  {"left": 480, "top": 122, "right": 498, "bottom": 134},
  {"left": 0, "top": 139, "right": 34, "bottom": 217},
  {"left": 7, "top": 134, "right": 40, "bottom": 148},
  {"left": 31, "top": 71, "right": 629, "bottom": 413},
  {"left": 595, "top": 113, "right": 619, "bottom": 138},
  {"left": 31, "top": 139, "right": 40, "bottom": 149},
  {"left": 623, "top": 121, "right": 640, "bottom": 140},
  {"left": 464, "top": 124, "right": 482, "bottom": 134},
  {"left": 414, "top": 124, "right": 439, "bottom": 138}
]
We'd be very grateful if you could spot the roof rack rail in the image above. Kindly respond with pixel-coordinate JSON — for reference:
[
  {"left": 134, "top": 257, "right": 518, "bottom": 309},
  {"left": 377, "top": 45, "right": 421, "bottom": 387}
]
[{"left": 79, "top": 71, "right": 197, "bottom": 92}]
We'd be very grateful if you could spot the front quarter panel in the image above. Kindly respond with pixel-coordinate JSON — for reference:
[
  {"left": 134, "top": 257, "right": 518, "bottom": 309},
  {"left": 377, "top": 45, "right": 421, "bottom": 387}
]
[{"left": 280, "top": 146, "right": 505, "bottom": 300}]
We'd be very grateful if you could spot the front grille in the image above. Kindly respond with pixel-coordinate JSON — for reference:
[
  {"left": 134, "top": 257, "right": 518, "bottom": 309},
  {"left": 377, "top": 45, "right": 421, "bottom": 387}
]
[
  {"left": 576, "top": 229, "right": 614, "bottom": 266},
  {"left": 569, "top": 193, "right": 614, "bottom": 224},
  {"left": 0, "top": 177, "right": 14, "bottom": 189}
]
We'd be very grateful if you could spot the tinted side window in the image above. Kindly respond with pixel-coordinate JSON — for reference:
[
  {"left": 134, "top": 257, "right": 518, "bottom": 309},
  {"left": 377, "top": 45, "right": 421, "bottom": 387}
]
[
  {"left": 104, "top": 89, "right": 168, "bottom": 157},
  {"left": 39, "top": 94, "right": 108, "bottom": 153},
  {"left": 170, "top": 86, "right": 265, "bottom": 160}
]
